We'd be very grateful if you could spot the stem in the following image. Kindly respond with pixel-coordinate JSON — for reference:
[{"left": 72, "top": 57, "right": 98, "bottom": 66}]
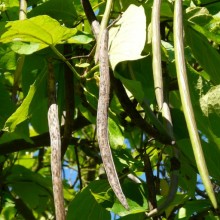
[
  {"left": 74, "top": 146, "right": 83, "bottom": 190},
  {"left": 12, "top": 0, "right": 27, "bottom": 102},
  {"left": 61, "top": 45, "right": 75, "bottom": 159},
  {"left": 80, "top": 0, "right": 100, "bottom": 39},
  {"left": 19, "top": 0, "right": 27, "bottom": 20},
  {"left": 111, "top": 73, "right": 172, "bottom": 145},
  {"left": 142, "top": 149, "right": 157, "bottom": 213},
  {"left": 95, "top": 0, "right": 113, "bottom": 63},
  {"left": 173, "top": 0, "right": 217, "bottom": 209},
  {"left": 50, "top": 45, "right": 81, "bottom": 79},
  {"left": 147, "top": 76, "right": 180, "bottom": 217}
]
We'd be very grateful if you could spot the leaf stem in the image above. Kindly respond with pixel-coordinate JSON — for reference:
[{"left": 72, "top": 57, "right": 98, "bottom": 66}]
[
  {"left": 95, "top": 0, "right": 113, "bottom": 62},
  {"left": 50, "top": 45, "right": 81, "bottom": 79},
  {"left": 12, "top": 0, "right": 27, "bottom": 102}
]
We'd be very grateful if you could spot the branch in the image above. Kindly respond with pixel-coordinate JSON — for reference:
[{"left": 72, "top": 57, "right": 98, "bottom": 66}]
[
  {"left": 74, "top": 146, "right": 83, "bottom": 190},
  {"left": 111, "top": 72, "right": 172, "bottom": 145},
  {"left": 0, "top": 116, "right": 90, "bottom": 155},
  {"left": 81, "top": 0, "right": 100, "bottom": 39},
  {"left": 61, "top": 44, "right": 75, "bottom": 159},
  {"left": 142, "top": 150, "right": 157, "bottom": 213}
]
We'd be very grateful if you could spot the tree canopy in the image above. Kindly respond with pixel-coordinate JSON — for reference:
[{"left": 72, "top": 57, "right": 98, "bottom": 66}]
[{"left": 0, "top": 0, "right": 220, "bottom": 219}]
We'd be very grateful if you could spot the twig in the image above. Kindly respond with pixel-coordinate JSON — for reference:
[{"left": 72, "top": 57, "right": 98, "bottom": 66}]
[
  {"left": 74, "top": 146, "right": 83, "bottom": 190},
  {"left": 95, "top": 0, "right": 113, "bottom": 63},
  {"left": 61, "top": 44, "right": 75, "bottom": 159},
  {"left": 146, "top": 64, "right": 180, "bottom": 218},
  {"left": 81, "top": 0, "right": 100, "bottom": 39},
  {"left": 0, "top": 116, "right": 90, "bottom": 155},
  {"left": 12, "top": 0, "right": 27, "bottom": 102},
  {"left": 111, "top": 73, "right": 172, "bottom": 145},
  {"left": 142, "top": 149, "right": 157, "bottom": 213}
]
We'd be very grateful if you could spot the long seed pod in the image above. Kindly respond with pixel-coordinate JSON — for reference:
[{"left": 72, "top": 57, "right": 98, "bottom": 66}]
[
  {"left": 152, "top": 0, "right": 163, "bottom": 110},
  {"left": 97, "top": 29, "right": 129, "bottom": 210},
  {"left": 48, "top": 59, "right": 66, "bottom": 220},
  {"left": 173, "top": 0, "right": 217, "bottom": 209}
]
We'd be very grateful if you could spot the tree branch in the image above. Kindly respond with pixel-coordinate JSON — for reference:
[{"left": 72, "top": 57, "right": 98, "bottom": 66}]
[
  {"left": 61, "top": 44, "right": 75, "bottom": 159},
  {"left": 81, "top": 0, "right": 100, "bottom": 39},
  {"left": 0, "top": 116, "right": 90, "bottom": 155},
  {"left": 111, "top": 72, "right": 172, "bottom": 145}
]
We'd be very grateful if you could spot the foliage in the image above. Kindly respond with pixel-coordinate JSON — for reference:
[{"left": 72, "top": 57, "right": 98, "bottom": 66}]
[{"left": 0, "top": 0, "right": 220, "bottom": 219}]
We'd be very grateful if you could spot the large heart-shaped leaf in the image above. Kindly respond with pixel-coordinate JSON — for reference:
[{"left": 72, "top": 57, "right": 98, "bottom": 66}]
[
  {"left": 108, "top": 5, "right": 146, "bottom": 70},
  {"left": 0, "top": 15, "right": 77, "bottom": 53}
]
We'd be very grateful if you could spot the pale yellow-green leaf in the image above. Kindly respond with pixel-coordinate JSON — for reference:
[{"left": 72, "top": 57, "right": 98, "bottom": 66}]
[
  {"left": 0, "top": 15, "right": 77, "bottom": 47},
  {"left": 3, "top": 70, "right": 46, "bottom": 132},
  {"left": 200, "top": 85, "right": 220, "bottom": 117},
  {"left": 108, "top": 5, "right": 146, "bottom": 70}
]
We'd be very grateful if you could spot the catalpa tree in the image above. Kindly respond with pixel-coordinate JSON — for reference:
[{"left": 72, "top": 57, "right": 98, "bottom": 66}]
[{"left": 0, "top": 0, "right": 220, "bottom": 219}]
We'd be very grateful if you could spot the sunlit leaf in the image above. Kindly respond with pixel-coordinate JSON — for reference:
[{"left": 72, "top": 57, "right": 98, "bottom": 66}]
[
  {"left": 67, "top": 34, "right": 94, "bottom": 44},
  {"left": 0, "top": 15, "right": 77, "bottom": 51},
  {"left": 175, "top": 200, "right": 211, "bottom": 220},
  {"left": 109, "top": 117, "right": 124, "bottom": 149},
  {"left": 10, "top": 41, "right": 46, "bottom": 55},
  {"left": 3, "top": 69, "right": 46, "bottom": 132},
  {"left": 109, "top": 4, "right": 146, "bottom": 70},
  {"left": 200, "top": 85, "right": 220, "bottom": 117}
]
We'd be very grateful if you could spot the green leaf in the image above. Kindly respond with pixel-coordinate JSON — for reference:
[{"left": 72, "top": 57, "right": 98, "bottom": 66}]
[
  {"left": 91, "top": 181, "right": 148, "bottom": 217},
  {"left": 185, "top": 25, "right": 220, "bottom": 85},
  {"left": 185, "top": 5, "right": 220, "bottom": 43},
  {"left": 10, "top": 41, "right": 45, "bottom": 55},
  {"left": 116, "top": 73, "right": 144, "bottom": 103},
  {"left": 200, "top": 85, "right": 220, "bottom": 137},
  {"left": 109, "top": 4, "right": 146, "bottom": 70},
  {"left": 0, "top": 76, "right": 15, "bottom": 128},
  {"left": 0, "top": 121, "right": 31, "bottom": 145},
  {"left": 108, "top": 117, "right": 124, "bottom": 149},
  {"left": 3, "top": 69, "right": 46, "bottom": 132},
  {"left": 67, "top": 180, "right": 111, "bottom": 220},
  {"left": 200, "top": 85, "right": 220, "bottom": 117},
  {"left": 75, "top": 62, "right": 90, "bottom": 68},
  {"left": 67, "top": 34, "right": 94, "bottom": 44},
  {"left": 12, "top": 182, "right": 48, "bottom": 210},
  {"left": 6, "top": 165, "right": 53, "bottom": 215},
  {"left": 28, "top": 0, "right": 78, "bottom": 27},
  {"left": 177, "top": 139, "right": 220, "bottom": 180},
  {"left": 119, "top": 213, "right": 146, "bottom": 220},
  {"left": 0, "top": 15, "right": 77, "bottom": 51},
  {"left": 175, "top": 200, "right": 211, "bottom": 219},
  {"left": 186, "top": 7, "right": 212, "bottom": 26},
  {"left": 0, "top": 45, "right": 17, "bottom": 70},
  {"left": 108, "top": 182, "right": 148, "bottom": 216}
]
